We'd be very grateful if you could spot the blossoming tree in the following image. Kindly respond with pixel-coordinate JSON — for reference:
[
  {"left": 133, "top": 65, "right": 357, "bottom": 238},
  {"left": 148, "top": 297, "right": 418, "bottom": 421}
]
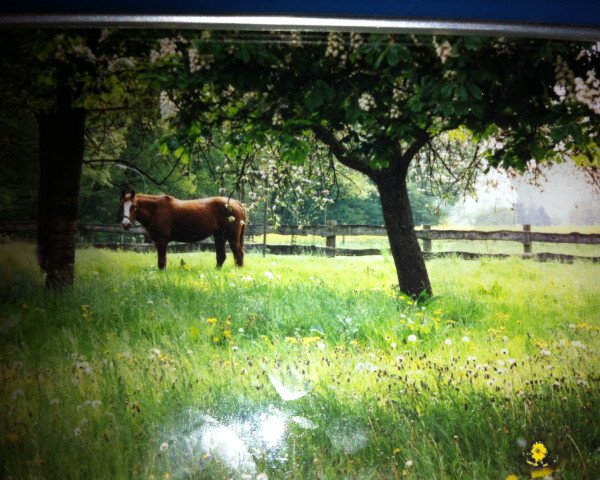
[{"left": 150, "top": 32, "right": 599, "bottom": 297}]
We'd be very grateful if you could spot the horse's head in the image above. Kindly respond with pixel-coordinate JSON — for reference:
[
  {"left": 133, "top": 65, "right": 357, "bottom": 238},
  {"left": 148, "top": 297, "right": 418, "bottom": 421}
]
[{"left": 119, "top": 189, "right": 137, "bottom": 230}]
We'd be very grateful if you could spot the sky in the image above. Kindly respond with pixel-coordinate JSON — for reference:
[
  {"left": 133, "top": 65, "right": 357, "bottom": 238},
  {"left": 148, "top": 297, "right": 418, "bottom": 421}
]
[{"left": 448, "top": 162, "right": 600, "bottom": 225}]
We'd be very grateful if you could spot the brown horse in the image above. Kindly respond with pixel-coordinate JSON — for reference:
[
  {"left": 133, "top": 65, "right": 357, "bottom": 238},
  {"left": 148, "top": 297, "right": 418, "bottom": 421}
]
[{"left": 119, "top": 190, "right": 246, "bottom": 269}]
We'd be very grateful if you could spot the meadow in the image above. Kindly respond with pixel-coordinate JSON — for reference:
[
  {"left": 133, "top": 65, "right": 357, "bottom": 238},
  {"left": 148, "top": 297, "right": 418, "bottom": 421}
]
[{"left": 0, "top": 242, "right": 599, "bottom": 479}]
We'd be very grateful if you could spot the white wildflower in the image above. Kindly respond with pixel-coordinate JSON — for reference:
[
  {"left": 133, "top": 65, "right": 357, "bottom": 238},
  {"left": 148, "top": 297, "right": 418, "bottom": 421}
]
[
  {"left": 159, "top": 442, "right": 169, "bottom": 452},
  {"left": 444, "top": 338, "right": 452, "bottom": 346},
  {"left": 405, "top": 460, "right": 414, "bottom": 468},
  {"left": 407, "top": 334, "right": 418, "bottom": 343},
  {"left": 461, "top": 336, "right": 470, "bottom": 343},
  {"left": 571, "top": 340, "right": 586, "bottom": 349}
]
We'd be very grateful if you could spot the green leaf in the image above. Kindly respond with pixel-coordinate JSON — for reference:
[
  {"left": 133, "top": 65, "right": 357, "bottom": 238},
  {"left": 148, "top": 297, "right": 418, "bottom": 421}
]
[
  {"left": 386, "top": 46, "right": 400, "bottom": 66},
  {"left": 466, "top": 83, "right": 483, "bottom": 100},
  {"left": 305, "top": 88, "right": 324, "bottom": 110}
]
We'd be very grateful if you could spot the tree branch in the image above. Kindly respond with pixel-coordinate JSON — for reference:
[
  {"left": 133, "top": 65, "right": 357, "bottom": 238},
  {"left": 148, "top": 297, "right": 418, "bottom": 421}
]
[{"left": 311, "top": 124, "right": 374, "bottom": 178}]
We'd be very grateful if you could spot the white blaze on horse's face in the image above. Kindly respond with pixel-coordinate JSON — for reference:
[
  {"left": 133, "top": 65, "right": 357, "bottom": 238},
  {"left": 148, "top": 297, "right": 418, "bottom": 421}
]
[{"left": 121, "top": 200, "right": 132, "bottom": 230}]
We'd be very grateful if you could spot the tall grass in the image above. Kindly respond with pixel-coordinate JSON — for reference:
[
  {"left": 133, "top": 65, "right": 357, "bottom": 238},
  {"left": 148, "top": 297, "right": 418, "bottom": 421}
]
[{"left": 0, "top": 242, "right": 599, "bottom": 479}]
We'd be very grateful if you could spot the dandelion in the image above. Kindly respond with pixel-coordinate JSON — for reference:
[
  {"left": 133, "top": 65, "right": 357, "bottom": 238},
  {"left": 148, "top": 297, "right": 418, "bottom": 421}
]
[
  {"left": 467, "top": 356, "right": 477, "bottom": 362},
  {"left": 407, "top": 334, "right": 418, "bottom": 343},
  {"left": 74, "top": 427, "right": 82, "bottom": 437},
  {"left": 505, "top": 475, "right": 519, "bottom": 480},
  {"left": 540, "top": 349, "right": 551, "bottom": 357},
  {"left": 461, "top": 336, "right": 471, "bottom": 343},
  {"left": 444, "top": 338, "right": 452, "bottom": 346},
  {"left": 530, "top": 442, "right": 548, "bottom": 463},
  {"left": 159, "top": 442, "right": 169, "bottom": 452},
  {"left": 405, "top": 460, "right": 414, "bottom": 467},
  {"left": 207, "top": 317, "right": 217, "bottom": 325},
  {"left": 91, "top": 400, "right": 102, "bottom": 409},
  {"left": 264, "top": 271, "right": 275, "bottom": 279},
  {"left": 501, "top": 348, "right": 509, "bottom": 355}
]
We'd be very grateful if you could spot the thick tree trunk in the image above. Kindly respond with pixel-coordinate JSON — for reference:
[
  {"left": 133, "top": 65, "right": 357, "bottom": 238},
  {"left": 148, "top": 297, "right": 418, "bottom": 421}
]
[
  {"left": 36, "top": 108, "right": 86, "bottom": 288},
  {"left": 374, "top": 171, "right": 432, "bottom": 298}
]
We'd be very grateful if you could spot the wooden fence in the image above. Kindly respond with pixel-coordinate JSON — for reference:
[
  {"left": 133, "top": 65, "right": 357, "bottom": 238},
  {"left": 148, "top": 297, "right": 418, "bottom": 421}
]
[{"left": 1, "top": 221, "right": 599, "bottom": 262}]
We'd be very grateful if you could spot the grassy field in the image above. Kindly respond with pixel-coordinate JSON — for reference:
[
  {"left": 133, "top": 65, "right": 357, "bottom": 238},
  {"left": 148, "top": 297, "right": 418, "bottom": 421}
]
[{"left": 1, "top": 242, "right": 599, "bottom": 479}]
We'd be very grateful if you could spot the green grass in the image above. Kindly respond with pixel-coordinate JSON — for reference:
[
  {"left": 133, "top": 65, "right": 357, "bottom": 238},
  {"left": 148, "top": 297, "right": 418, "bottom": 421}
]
[{"left": 1, "top": 242, "right": 599, "bottom": 479}]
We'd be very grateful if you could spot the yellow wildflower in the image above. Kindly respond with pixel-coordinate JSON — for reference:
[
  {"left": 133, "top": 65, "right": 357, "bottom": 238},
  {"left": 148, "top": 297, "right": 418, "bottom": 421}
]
[
  {"left": 223, "top": 329, "right": 232, "bottom": 340},
  {"left": 505, "top": 475, "right": 518, "bottom": 480},
  {"left": 530, "top": 466, "right": 556, "bottom": 478},
  {"left": 530, "top": 442, "right": 547, "bottom": 463},
  {"left": 207, "top": 318, "right": 217, "bottom": 325}
]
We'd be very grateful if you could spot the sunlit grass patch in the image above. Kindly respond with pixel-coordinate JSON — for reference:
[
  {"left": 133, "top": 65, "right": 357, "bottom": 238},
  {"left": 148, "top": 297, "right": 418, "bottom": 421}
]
[{"left": 1, "top": 242, "right": 599, "bottom": 479}]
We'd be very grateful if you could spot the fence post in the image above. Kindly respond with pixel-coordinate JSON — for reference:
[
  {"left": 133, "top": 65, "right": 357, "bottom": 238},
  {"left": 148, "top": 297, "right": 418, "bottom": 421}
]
[
  {"left": 523, "top": 224, "right": 532, "bottom": 254},
  {"left": 422, "top": 224, "right": 432, "bottom": 253},
  {"left": 325, "top": 220, "right": 337, "bottom": 255}
]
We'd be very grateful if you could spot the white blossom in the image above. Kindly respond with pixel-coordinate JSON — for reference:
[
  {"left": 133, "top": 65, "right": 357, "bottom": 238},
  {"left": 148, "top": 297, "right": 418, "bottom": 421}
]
[
  {"left": 150, "top": 37, "right": 181, "bottom": 63},
  {"left": 435, "top": 40, "right": 454, "bottom": 63},
  {"left": 159, "top": 91, "right": 178, "bottom": 120},
  {"left": 188, "top": 48, "right": 214, "bottom": 73},
  {"left": 358, "top": 92, "right": 376, "bottom": 112}
]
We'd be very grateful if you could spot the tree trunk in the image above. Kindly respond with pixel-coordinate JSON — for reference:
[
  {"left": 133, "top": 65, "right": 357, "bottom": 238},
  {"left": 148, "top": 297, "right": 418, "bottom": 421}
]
[
  {"left": 374, "top": 171, "right": 432, "bottom": 298},
  {"left": 36, "top": 108, "right": 86, "bottom": 289}
]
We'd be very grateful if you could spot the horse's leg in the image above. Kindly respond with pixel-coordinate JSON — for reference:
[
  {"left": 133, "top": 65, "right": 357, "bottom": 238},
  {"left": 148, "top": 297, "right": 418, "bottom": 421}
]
[
  {"left": 227, "top": 231, "right": 244, "bottom": 267},
  {"left": 155, "top": 240, "right": 168, "bottom": 269},
  {"left": 214, "top": 231, "right": 226, "bottom": 268}
]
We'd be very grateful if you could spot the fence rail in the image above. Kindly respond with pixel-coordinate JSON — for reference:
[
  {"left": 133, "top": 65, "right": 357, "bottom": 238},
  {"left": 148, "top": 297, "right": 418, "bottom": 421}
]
[{"left": 1, "top": 221, "right": 599, "bottom": 262}]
